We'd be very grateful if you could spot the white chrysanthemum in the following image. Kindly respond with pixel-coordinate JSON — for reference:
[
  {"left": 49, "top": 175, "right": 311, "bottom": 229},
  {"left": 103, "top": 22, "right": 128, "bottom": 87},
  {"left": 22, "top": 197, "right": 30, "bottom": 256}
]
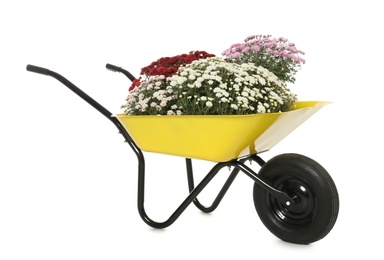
[
  {"left": 177, "top": 77, "right": 187, "bottom": 84},
  {"left": 160, "top": 100, "right": 167, "bottom": 107},
  {"left": 167, "top": 110, "right": 175, "bottom": 115},
  {"left": 197, "top": 77, "right": 204, "bottom": 82},
  {"left": 258, "top": 77, "right": 266, "bottom": 85},
  {"left": 221, "top": 97, "right": 229, "bottom": 103},
  {"left": 170, "top": 80, "right": 177, "bottom": 86},
  {"left": 257, "top": 103, "right": 266, "bottom": 113}
]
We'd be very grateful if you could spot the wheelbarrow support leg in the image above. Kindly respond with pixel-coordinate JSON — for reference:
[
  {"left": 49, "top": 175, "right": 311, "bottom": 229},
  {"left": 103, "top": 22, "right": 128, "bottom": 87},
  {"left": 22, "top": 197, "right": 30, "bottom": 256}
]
[
  {"left": 186, "top": 158, "right": 240, "bottom": 213},
  {"left": 137, "top": 159, "right": 234, "bottom": 228}
]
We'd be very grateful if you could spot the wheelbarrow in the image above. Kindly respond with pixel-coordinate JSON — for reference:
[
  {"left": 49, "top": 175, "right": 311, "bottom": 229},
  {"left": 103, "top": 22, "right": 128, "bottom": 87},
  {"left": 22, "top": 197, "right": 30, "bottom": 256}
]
[{"left": 26, "top": 64, "right": 339, "bottom": 244}]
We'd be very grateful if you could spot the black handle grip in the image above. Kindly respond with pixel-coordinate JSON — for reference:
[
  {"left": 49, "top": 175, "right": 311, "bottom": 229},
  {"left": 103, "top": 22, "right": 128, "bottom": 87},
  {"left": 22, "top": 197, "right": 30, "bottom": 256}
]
[
  {"left": 26, "top": 64, "right": 50, "bottom": 75},
  {"left": 106, "top": 63, "right": 136, "bottom": 82},
  {"left": 106, "top": 63, "right": 122, "bottom": 73}
]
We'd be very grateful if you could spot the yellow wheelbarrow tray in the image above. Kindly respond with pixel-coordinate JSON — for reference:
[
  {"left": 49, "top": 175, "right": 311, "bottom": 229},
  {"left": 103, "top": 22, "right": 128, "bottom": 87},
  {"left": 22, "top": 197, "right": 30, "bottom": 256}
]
[
  {"left": 115, "top": 101, "right": 330, "bottom": 162},
  {"left": 26, "top": 64, "right": 339, "bottom": 245}
]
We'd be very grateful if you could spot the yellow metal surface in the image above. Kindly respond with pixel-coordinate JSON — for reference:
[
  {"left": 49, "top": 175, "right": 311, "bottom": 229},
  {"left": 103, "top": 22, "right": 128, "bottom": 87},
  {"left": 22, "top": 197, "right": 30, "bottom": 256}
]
[{"left": 114, "top": 101, "right": 330, "bottom": 162}]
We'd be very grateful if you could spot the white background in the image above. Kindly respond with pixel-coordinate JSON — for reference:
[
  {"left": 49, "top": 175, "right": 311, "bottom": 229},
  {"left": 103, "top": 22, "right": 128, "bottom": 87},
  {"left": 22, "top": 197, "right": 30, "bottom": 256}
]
[{"left": 1, "top": 0, "right": 383, "bottom": 259}]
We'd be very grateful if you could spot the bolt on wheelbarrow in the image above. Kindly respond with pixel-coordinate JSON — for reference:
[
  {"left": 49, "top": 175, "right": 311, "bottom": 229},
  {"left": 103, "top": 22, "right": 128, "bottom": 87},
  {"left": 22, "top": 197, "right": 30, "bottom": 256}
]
[{"left": 26, "top": 64, "right": 339, "bottom": 244}]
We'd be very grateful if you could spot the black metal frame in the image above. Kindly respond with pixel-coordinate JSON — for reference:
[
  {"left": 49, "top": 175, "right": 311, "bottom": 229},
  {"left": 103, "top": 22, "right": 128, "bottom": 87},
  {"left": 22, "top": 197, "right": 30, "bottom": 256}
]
[{"left": 26, "top": 64, "right": 295, "bottom": 229}]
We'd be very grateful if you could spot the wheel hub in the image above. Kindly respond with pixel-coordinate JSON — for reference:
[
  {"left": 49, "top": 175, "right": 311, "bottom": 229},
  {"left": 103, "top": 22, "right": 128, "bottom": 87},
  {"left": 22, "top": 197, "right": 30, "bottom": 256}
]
[{"left": 269, "top": 176, "right": 317, "bottom": 226}]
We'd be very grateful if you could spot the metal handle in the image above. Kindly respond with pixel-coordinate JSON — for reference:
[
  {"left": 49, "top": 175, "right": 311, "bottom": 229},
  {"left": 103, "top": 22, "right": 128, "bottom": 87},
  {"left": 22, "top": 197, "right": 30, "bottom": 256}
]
[
  {"left": 25, "top": 63, "right": 139, "bottom": 162},
  {"left": 106, "top": 63, "right": 136, "bottom": 82}
]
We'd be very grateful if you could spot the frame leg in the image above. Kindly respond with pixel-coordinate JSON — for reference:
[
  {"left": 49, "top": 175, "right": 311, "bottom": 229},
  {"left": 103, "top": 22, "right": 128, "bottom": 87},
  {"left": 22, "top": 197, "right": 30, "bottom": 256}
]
[
  {"left": 186, "top": 158, "right": 240, "bottom": 213},
  {"left": 185, "top": 155, "right": 266, "bottom": 213},
  {"left": 137, "top": 158, "right": 233, "bottom": 228}
]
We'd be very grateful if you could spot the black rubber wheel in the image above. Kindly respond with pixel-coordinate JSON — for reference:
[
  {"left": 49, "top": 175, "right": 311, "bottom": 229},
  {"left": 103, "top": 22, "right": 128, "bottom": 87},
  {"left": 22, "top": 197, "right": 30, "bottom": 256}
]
[{"left": 253, "top": 153, "right": 339, "bottom": 244}]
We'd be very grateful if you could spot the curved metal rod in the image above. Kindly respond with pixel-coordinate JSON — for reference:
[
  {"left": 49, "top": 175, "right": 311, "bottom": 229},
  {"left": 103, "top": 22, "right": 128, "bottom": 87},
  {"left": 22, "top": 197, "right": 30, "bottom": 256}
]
[
  {"left": 137, "top": 160, "right": 233, "bottom": 229},
  {"left": 185, "top": 155, "right": 265, "bottom": 213},
  {"left": 186, "top": 158, "right": 242, "bottom": 213},
  {"left": 228, "top": 160, "right": 295, "bottom": 207}
]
